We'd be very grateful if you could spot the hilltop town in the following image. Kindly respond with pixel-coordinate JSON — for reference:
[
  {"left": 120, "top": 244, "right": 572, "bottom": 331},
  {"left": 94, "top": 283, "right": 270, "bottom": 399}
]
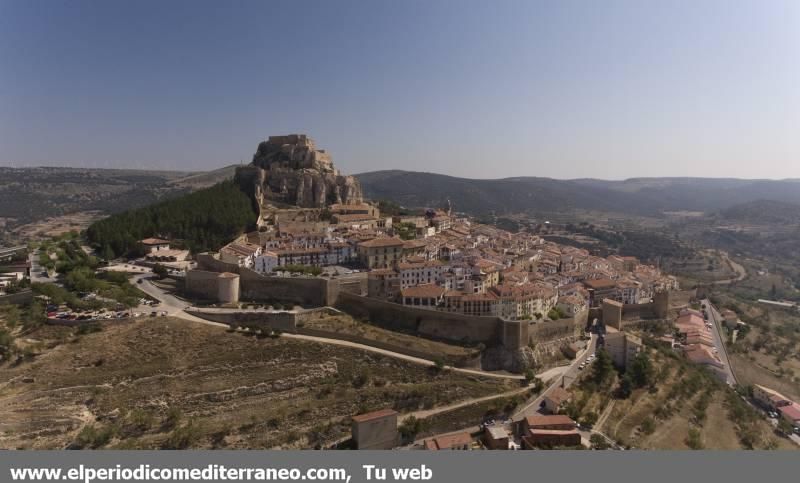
[{"left": 1, "top": 135, "right": 798, "bottom": 451}]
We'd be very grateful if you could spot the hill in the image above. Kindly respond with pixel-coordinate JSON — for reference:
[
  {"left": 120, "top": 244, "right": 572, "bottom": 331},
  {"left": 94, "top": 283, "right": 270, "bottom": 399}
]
[
  {"left": 85, "top": 180, "right": 257, "bottom": 258},
  {"left": 717, "top": 200, "right": 800, "bottom": 225},
  {"left": 168, "top": 164, "right": 240, "bottom": 190},
  {"left": 356, "top": 171, "right": 800, "bottom": 217},
  {"left": 355, "top": 170, "right": 652, "bottom": 217},
  {"left": 0, "top": 166, "right": 239, "bottom": 235}
]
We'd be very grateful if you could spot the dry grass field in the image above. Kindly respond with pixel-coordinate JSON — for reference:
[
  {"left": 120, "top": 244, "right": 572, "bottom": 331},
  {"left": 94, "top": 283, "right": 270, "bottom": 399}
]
[{"left": 0, "top": 318, "right": 513, "bottom": 449}]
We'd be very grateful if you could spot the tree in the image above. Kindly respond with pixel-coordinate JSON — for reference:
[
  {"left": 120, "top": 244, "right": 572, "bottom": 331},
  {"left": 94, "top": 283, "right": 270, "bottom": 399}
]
[
  {"left": 101, "top": 244, "right": 115, "bottom": 262},
  {"left": 628, "top": 351, "right": 654, "bottom": 388},
  {"left": 617, "top": 373, "right": 633, "bottom": 399},
  {"left": 0, "top": 328, "right": 15, "bottom": 360},
  {"left": 524, "top": 368, "right": 536, "bottom": 384},
  {"left": 685, "top": 427, "right": 703, "bottom": 449},
  {"left": 398, "top": 416, "right": 427, "bottom": 442},
  {"left": 153, "top": 264, "right": 169, "bottom": 279},
  {"left": 591, "top": 349, "right": 615, "bottom": 387},
  {"left": 590, "top": 434, "right": 609, "bottom": 450}
]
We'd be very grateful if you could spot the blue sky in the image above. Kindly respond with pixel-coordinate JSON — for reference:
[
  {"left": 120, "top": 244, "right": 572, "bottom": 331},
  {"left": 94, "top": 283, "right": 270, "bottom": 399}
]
[{"left": 1, "top": 0, "right": 798, "bottom": 179}]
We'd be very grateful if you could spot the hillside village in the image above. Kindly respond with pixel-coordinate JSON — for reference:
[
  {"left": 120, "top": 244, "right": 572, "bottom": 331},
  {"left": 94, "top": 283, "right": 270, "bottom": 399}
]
[
  {"left": 2, "top": 135, "right": 798, "bottom": 451},
  {"left": 210, "top": 135, "right": 679, "bottom": 319}
]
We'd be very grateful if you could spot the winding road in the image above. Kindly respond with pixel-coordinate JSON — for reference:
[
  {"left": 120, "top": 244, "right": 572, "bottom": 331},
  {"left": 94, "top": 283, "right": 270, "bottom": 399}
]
[{"left": 129, "top": 273, "right": 526, "bottom": 380}]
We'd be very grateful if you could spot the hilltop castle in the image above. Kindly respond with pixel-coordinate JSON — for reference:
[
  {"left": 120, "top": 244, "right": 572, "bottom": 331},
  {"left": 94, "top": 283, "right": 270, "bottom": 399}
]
[{"left": 237, "top": 134, "right": 363, "bottom": 209}]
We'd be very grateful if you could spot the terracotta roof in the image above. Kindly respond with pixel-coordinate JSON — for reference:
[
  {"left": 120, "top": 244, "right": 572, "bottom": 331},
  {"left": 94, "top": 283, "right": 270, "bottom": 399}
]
[
  {"left": 359, "top": 237, "right": 405, "bottom": 248},
  {"left": 401, "top": 284, "right": 446, "bottom": 299},
  {"left": 779, "top": 403, "right": 800, "bottom": 422},
  {"left": 140, "top": 237, "right": 170, "bottom": 245},
  {"left": 351, "top": 409, "right": 398, "bottom": 423},
  {"left": 528, "top": 429, "right": 580, "bottom": 436},
  {"left": 424, "top": 432, "right": 472, "bottom": 450},
  {"left": 584, "top": 278, "right": 617, "bottom": 290},
  {"left": 683, "top": 344, "right": 724, "bottom": 367},
  {"left": 525, "top": 414, "right": 576, "bottom": 428},
  {"left": 544, "top": 386, "right": 571, "bottom": 406}
]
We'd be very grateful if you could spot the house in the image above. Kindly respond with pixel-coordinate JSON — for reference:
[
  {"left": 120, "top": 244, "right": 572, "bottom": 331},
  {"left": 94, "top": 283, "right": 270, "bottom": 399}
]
[
  {"left": 557, "top": 294, "right": 588, "bottom": 317},
  {"left": 542, "top": 386, "right": 571, "bottom": 414},
  {"left": 357, "top": 237, "right": 405, "bottom": 269},
  {"left": 351, "top": 409, "right": 399, "bottom": 450},
  {"left": 367, "top": 269, "right": 400, "bottom": 300},
  {"left": 482, "top": 426, "right": 509, "bottom": 450},
  {"left": 752, "top": 385, "right": 793, "bottom": 411},
  {"left": 584, "top": 278, "right": 618, "bottom": 306},
  {"left": 254, "top": 251, "right": 279, "bottom": 273},
  {"left": 0, "top": 262, "right": 30, "bottom": 280},
  {"left": 721, "top": 309, "right": 740, "bottom": 329},
  {"left": 423, "top": 432, "right": 472, "bottom": 450},
  {"left": 675, "top": 313, "right": 705, "bottom": 334},
  {"left": 400, "top": 284, "right": 446, "bottom": 309},
  {"left": 520, "top": 414, "right": 576, "bottom": 433},
  {"left": 519, "top": 415, "right": 580, "bottom": 449},
  {"left": 397, "top": 260, "right": 446, "bottom": 289},
  {"left": 602, "top": 331, "right": 643, "bottom": 369},
  {"left": 683, "top": 344, "right": 725, "bottom": 370},
  {"left": 220, "top": 242, "right": 262, "bottom": 268},
  {"left": 778, "top": 403, "right": 800, "bottom": 427},
  {"left": 562, "top": 341, "right": 585, "bottom": 359},
  {"left": 140, "top": 238, "right": 171, "bottom": 253},
  {"left": 144, "top": 249, "right": 188, "bottom": 263}
]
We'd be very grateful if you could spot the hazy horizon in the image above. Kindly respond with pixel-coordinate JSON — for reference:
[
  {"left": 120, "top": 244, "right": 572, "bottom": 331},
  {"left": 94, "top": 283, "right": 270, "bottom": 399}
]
[{"left": 2, "top": 0, "right": 798, "bottom": 179}]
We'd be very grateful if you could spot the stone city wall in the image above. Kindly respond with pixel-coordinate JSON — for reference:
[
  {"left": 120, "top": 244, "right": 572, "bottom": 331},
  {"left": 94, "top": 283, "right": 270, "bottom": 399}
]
[
  {"left": 184, "top": 270, "right": 221, "bottom": 301},
  {"left": 194, "top": 253, "right": 337, "bottom": 306},
  {"left": 335, "top": 291, "right": 503, "bottom": 346},
  {"left": 529, "top": 310, "right": 587, "bottom": 343}
]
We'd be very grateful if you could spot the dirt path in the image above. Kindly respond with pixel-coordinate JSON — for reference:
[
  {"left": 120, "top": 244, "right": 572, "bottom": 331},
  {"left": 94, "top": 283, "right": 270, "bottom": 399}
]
[
  {"left": 401, "top": 384, "right": 532, "bottom": 422},
  {"left": 131, "top": 275, "right": 525, "bottom": 381}
]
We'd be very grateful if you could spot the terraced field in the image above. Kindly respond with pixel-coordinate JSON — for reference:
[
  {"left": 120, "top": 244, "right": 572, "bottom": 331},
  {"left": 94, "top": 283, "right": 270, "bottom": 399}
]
[{"left": 0, "top": 318, "right": 513, "bottom": 449}]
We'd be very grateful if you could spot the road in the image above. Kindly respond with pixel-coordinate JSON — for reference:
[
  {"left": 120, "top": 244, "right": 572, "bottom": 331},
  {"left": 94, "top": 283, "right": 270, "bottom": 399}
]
[
  {"left": 703, "top": 298, "right": 737, "bottom": 385},
  {"left": 403, "top": 335, "right": 598, "bottom": 448},
  {"left": 512, "top": 334, "right": 598, "bottom": 421},
  {"left": 710, "top": 251, "right": 747, "bottom": 285},
  {"left": 28, "top": 251, "right": 55, "bottom": 284},
  {"left": 402, "top": 365, "right": 571, "bottom": 423}
]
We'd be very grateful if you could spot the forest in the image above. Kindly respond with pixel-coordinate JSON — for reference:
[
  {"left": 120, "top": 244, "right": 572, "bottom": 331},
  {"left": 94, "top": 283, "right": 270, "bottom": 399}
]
[{"left": 85, "top": 181, "right": 256, "bottom": 258}]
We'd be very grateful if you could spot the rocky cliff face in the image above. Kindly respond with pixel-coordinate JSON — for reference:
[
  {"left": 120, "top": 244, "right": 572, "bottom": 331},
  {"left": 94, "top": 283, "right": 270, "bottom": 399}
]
[{"left": 250, "top": 134, "right": 363, "bottom": 208}]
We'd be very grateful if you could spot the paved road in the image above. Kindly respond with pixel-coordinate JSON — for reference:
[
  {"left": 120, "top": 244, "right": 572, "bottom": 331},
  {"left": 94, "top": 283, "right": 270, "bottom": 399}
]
[
  {"left": 703, "top": 298, "right": 737, "bottom": 385},
  {"left": 711, "top": 252, "right": 747, "bottom": 285},
  {"left": 512, "top": 334, "right": 598, "bottom": 421},
  {"left": 28, "top": 251, "right": 55, "bottom": 284}
]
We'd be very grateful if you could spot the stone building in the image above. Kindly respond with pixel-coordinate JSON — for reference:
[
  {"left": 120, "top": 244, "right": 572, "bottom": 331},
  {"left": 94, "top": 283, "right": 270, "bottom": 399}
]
[{"left": 351, "top": 409, "right": 398, "bottom": 450}]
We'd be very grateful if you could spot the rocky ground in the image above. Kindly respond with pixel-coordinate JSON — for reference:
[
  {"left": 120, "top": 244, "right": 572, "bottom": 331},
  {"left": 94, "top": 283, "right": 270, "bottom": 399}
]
[{"left": 0, "top": 318, "right": 513, "bottom": 449}]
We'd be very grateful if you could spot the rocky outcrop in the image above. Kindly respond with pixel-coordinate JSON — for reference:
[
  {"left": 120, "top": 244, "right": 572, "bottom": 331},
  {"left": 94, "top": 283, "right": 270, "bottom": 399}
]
[{"left": 249, "top": 134, "right": 363, "bottom": 208}]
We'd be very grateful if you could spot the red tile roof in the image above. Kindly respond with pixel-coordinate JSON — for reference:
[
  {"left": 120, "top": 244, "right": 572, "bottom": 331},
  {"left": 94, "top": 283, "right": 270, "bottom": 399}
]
[
  {"left": 424, "top": 432, "right": 472, "bottom": 450},
  {"left": 351, "top": 409, "right": 398, "bottom": 423},
  {"left": 525, "top": 414, "right": 576, "bottom": 428},
  {"left": 359, "top": 237, "right": 405, "bottom": 248}
]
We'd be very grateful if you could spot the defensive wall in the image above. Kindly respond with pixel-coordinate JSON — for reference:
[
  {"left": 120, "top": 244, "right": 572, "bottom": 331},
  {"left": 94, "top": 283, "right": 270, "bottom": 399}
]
[
  {"left": 335, "top": 291, "right": 505, "bottom": 346},
  {"left": 602, "top": 289, "right": 696, "bottom": 330},
  {"left": 184, "top": 306, "right": 481, "bottom": 368},
  {"left": 185, "top": 253, "right": 663, "bottom": 352},
  {"left": 191, "top": 253, "right": 338, "bottom": 306}
]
